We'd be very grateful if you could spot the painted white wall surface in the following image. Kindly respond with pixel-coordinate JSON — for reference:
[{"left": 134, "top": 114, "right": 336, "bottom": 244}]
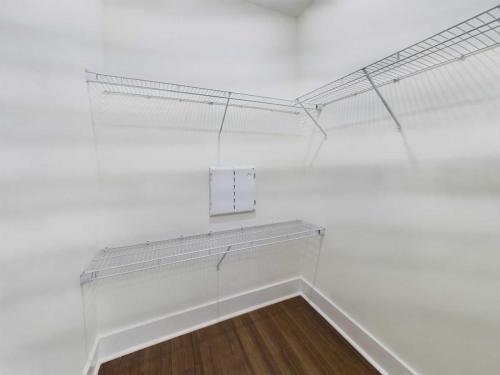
[
  {"left": 80, "top": 3, "right": 314, "bottom": 360},
  {"left": 82, "top": 81, "right": 319, "bottom": 358},
  {"left": 0, "top": 1, "right": 102, "bottom": 374},
  {"left": 298, "top": 1, "right": 500, "bottom": 374},
  {"left": 2, "top": 1, "right": 306, "bottom": 374},
  {"left": 2, "top": 0, "right": 500, "bottom": 374},
  {"left": 101, "top": 0, "right": 299, "bottom": 97}
]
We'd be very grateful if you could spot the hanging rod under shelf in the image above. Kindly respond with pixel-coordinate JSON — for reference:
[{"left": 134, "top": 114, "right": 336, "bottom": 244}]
[
  {"left": 80, "top": 220, "right": 325, "bottom": 284},
  {"left": 101, "top": 90, "right": 303, "bottom": 115},
  {"left": 297, "top": 5, "right": 500, "bottom": 106}
]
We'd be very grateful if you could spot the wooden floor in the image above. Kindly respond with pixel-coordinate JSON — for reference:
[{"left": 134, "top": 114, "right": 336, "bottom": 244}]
[{"left": 99, "top": 296, "right": 380, "bottom": 375}]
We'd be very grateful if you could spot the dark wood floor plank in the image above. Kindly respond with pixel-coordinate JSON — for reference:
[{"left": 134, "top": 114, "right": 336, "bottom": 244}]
[
  {"left": 193, "top": 320, "right": 251, "bottom": 375},
  {"left": 99, "top": 296, "right": 380, "bottom": 375},
  {"left": 231, "top": 313, "right": 281, "bottom": 374},
  {"left": 269, "top": 301, "right": 342, "bottom": 374},
  {"left": 248, "top": 304, "right": 306, "bottom": 374},
  {"left": 171, "top": 332, "right": 197, "bottom": 375},
  {"left": 263, "top": 302, "right": 333, "bottom": 374},
  {"left": 280, "top": 298, "right": 378, "bottom": 374}
]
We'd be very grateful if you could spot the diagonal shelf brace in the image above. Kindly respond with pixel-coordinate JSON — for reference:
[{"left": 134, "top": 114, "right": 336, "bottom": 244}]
[
  {"left": 218, "top": 92, "right": 232, "bottom": 136},
  {"left": 363, "top": 68, "right": 418, "bottom": 168},
  {"left": 216, "top": 245, "right": 232, "bottom": 271},
  {"left": 297, "top": 101, "right": 328, "bottom": 139},
  {"left": 363, "top": 69, "right": 403, "bottom": 132}
]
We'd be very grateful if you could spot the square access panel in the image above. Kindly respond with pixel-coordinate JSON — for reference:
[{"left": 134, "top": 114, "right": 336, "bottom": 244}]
[{"left": 209, "top": 167, "right": 256, "bottom": 216}]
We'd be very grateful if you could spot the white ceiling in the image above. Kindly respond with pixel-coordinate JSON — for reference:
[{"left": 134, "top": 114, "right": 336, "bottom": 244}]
[{"left": 244, "top": 0, "right": 314, "bottom": 17}]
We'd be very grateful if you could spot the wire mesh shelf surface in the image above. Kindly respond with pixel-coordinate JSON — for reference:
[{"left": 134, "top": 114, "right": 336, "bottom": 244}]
[
  {"left": 86, "top": 71, "right": 315, "bottom": 114},
  {"left": 297, "top": 6, "right": 500, "bottom": 106},
  {"left": 80, "top": 220, "right": 325, "bottom": 284}
]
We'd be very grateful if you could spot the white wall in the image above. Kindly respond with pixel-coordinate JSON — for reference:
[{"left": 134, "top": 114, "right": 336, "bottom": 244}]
[
  {"left": 0, "top": 1, "right": 102, "bottom": 374},
  {"left": 91, "top": 0, "right": 304, "bottom": 245},
  {"left": 298, "top": 1, "right": 500, "bottom": 374},
  {"left": 3, "top": 1, "right": 500, "bottom": 374},
  {"left": 82, "top": 0, "right": 316, "bottom": 357},
  {"left": 1, "top": 1, "right": 309, "bottom": 374},
  {"left": 101, "top": 0, "right": 299, "bottom": 96},
  {"left": 0, "top": 0, "right": 317, "bottom": 374}
]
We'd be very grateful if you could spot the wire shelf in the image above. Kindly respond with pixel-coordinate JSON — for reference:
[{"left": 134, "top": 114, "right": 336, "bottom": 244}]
[
  {"left": 80, "top": 220, "right": 324, "bottom": 284},
  {"left": 297, "top": 6, "right": 500, "bottom": 106},
  {"left": 86, "top": 71, "right": 315, "bottom": 115},
  {"left": 86, "top": 7, "right": 500, "bottom": 120}
]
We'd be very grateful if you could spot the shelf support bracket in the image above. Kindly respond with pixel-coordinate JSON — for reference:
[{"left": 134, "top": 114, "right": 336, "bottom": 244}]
[
  {"left": 218, "top": 92, "right": 232, "bottom": 136},
  {"left": 363, "top": 68, "right": 418, "bottom": 168},
  {"left": 80, "top": 271, "right": 94, "bottom": 285},
  {"left": 297, "top": 101, "right": 327, "bottom": 139},
  {"left": 217, "top": 246, "right": 232, "bottom": 271}
]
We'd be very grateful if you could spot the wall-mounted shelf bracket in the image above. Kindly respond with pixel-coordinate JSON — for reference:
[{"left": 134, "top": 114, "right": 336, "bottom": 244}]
[
  {"left": 363, "top": 69, "right": 403, "bottom": 133},
  {"left": 216, "top": 245, "right": 232, "bottom": 271},
  {"left": 80, "top": 271, "right": 95, "bottom": 285},
  {"left": 218, "top": 92, "right": 232, "bottom": 136},
  {"left": 363, "top": 68, "right": 417, "bottom": 168},
  {"left": 85, "top": 70, "right": 98, "bottom": 82},
  {"left": 297, "top": 100, "right": 328, "bottom": 139}
]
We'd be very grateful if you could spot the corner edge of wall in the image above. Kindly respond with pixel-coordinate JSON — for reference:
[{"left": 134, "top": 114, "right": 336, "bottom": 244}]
[{"left": 300, "top": 279, "right": 417, "bottom": 375}]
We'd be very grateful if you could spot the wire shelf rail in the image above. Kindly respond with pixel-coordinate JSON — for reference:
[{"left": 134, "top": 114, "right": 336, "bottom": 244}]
[
  {"left": 80, "top": 220, "right": 325, "bottom": 284},
  {"left": 297, "top": 6, "right": 500, "bottom": 107}
]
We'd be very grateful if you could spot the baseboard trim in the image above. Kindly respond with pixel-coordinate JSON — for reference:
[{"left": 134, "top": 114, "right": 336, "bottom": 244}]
[
  {"left": 84, "top": 277, "right": 416, "bottom": 375},
  {"left": 84, "top": 278, "right": 302, "bottom": 375},
  {"left": 300, "top": 279, "right": 416, "bottom": 375}
]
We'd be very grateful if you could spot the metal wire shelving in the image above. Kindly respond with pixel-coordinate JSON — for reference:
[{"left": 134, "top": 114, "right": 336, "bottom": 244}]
[
  {"left": 80, "top": 220, "right": 325, "bottom": 284},
  {"left": 297, "top": 6, "right": 500, "bottom": 107},
  {"left": 86, "top": 71, "right": 329, "bottom": 136},
  {"left": 86, "top": 71, "right": 315, "bottom": 115},
  {"left": 86, "top": 7, "right": 500, "bottom": 136}
]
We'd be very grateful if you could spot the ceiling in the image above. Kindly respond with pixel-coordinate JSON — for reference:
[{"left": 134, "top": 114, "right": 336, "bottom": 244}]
[{"left": 244, "top": 0, "right": 314, "bottom": 17}]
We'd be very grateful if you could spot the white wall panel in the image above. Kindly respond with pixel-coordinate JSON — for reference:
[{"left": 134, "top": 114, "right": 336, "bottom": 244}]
[{"left": 297, "top": 2, "right": 500, "bottom": 374}]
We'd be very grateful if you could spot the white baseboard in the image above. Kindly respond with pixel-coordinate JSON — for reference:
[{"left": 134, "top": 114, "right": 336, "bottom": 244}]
[
  {"left": 300, "top": 279, "right": 416, "bottom": 375},
  {"left": 84, "top": 278, "right": 302, "bottom": 375},
  {"left": 84, "top": 277, "right": 416, "bottom": 375}
]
